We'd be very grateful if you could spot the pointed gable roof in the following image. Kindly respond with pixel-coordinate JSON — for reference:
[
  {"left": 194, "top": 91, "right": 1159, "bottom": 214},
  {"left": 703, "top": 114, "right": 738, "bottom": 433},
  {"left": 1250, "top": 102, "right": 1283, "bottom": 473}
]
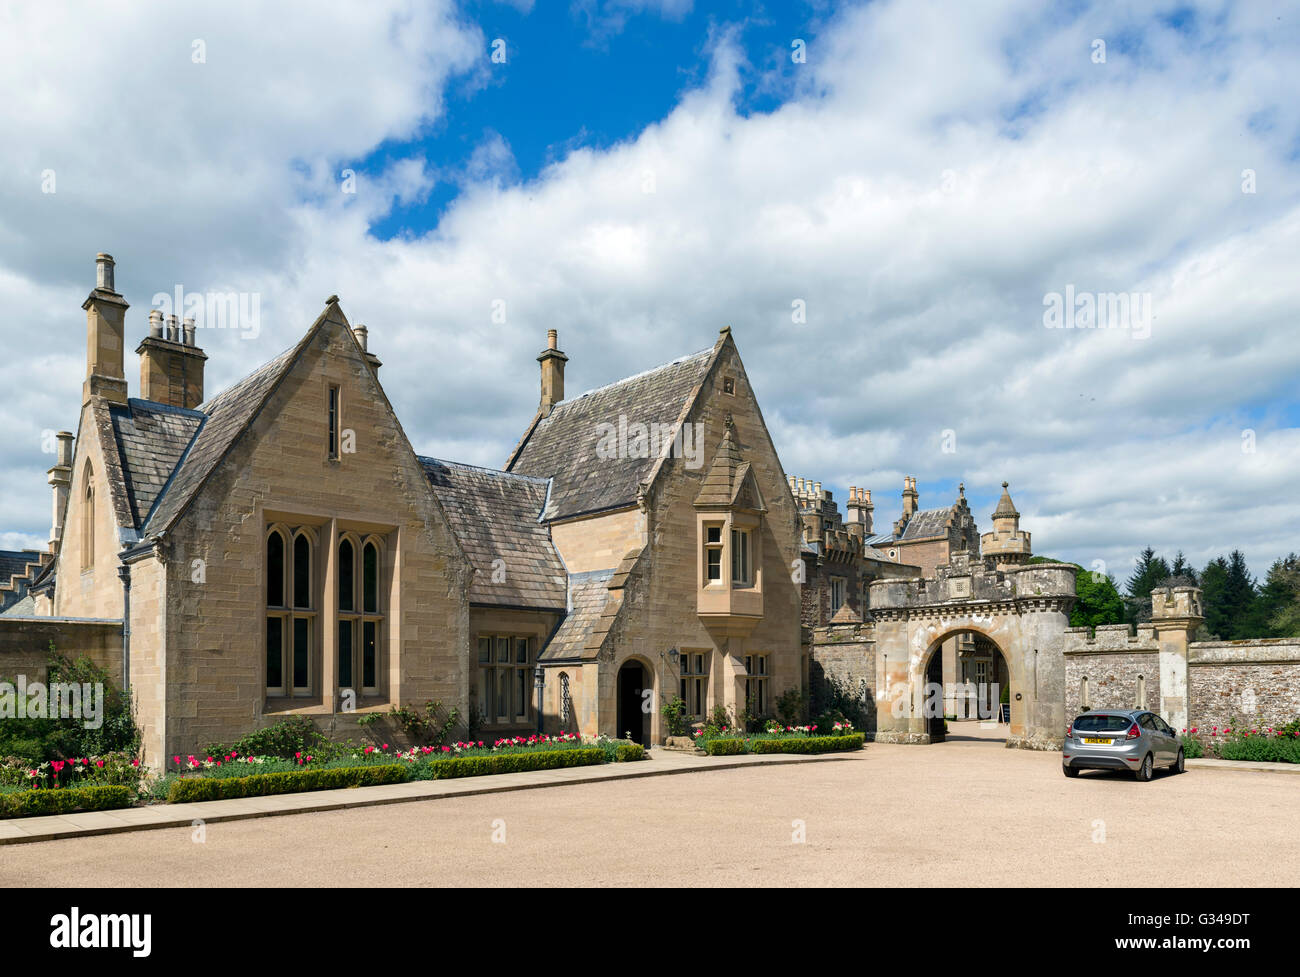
[
  {"left": 694, "top": 417, "right": 765, "bottom": 511},
  {"left": 139, "top": 303, "right": 340, "bottom": 535},
  {"left": 506, "top": 346, "right": 715, "bottom": 521}
]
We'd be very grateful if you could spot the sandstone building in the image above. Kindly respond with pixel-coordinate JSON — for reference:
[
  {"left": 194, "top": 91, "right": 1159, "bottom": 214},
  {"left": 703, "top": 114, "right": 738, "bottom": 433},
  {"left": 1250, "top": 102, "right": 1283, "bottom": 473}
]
[
  {"left": 3, "top": 252, "right": 1297, "bottom": 765},
  {"left": 1, "top": 254, "right": 800, "bottom": 764}
]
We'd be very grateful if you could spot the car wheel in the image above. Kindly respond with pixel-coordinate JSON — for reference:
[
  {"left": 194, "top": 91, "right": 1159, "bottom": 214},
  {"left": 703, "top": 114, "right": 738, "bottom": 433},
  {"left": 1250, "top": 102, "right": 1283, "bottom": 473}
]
[
  {"left": 1174, "top": 748, "right": 1185, "bottom": 774},
  {"left": 1062, "top": 763, "right": 1079, "bottom": 778},
  {"left": 1135, "top": 753, "right": 1154, "bottom": 782}
]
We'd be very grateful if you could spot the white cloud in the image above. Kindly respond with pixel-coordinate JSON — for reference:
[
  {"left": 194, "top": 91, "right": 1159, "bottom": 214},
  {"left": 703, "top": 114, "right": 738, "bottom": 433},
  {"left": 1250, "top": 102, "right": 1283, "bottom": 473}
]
[{"left": 0, "top": 0, "right": 1297, "bottom": 581}]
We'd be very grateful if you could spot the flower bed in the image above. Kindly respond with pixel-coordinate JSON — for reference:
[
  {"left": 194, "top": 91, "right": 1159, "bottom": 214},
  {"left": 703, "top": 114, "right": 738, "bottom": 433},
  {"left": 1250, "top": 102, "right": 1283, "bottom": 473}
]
[
  {"left": 1182, "top": 724, "right": 1300, "bottom": 764},
  {"left": 697, "top": 721, "right": 862, "bottom": 756},
  {"left": 751, "top": 733, "right": 865, "bottom": 754},
  {"left": 166, "top": 747, "right": 610, "bottom": 802},
  {"left": 1, "top": 751, "right": 144, "bottom": 792}
]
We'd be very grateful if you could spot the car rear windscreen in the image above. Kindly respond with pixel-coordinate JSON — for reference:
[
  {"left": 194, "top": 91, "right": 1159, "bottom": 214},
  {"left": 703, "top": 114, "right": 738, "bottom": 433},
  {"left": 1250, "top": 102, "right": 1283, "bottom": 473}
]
[{"left": 1073, "top": 714, "right": 1131, "bottom": 732}]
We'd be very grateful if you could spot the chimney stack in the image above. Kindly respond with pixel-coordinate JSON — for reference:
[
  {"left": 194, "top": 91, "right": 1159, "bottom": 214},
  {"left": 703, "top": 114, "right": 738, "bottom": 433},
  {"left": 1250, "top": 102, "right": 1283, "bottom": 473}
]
[
  {"left": 46, "top": 431, "right": 75, "bottom": 552},
  {"left": 353, "top": 324, "right": 382, "bottom": 378},
  {"left": 82, "top": 252, "right": 129, "bottom": 406},
  {"left": 138, "top": 307, "right": 207, "bottom": 409},
  {"left": 903, "top": 475, "right": 919, "bottom": 518},
  {"left": 537, "top": 328, "right": 568, "bottom": 414}
]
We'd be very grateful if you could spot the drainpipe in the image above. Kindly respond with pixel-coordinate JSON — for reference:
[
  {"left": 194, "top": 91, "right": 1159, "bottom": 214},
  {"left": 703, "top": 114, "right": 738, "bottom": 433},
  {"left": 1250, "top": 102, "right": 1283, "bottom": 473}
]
[{"left": 117, "top": 563, "right": 131, "bottom": 685}]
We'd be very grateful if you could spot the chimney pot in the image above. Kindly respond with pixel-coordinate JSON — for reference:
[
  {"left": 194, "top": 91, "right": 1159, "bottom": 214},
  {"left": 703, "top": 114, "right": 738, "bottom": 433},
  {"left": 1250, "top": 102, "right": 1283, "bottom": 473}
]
[
  {"left": 95, "top": 253, "right": 115, "bottom": 292},
  {"left": 547, "top": 329, "right": 558, "bottom": 350},
  {"left": 149, "top": 310, "right": 163, "bottom": 338},
  {"left": 354, "top": 324, "right": 369, "bottom": 351},
  {"left": 182, "top": 317, "right": 196, "bottom": 346},
  {"left": 165, "top": 314, "right": 179, "bottom": 342}
]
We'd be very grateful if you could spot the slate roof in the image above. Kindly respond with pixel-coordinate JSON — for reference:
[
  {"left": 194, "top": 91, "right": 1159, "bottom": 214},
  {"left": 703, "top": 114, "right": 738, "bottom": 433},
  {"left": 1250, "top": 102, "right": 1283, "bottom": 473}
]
[
  {"left": 420, "top": 458, "right": 566, "bottom": 610},
  {"left": 0, "top": 550, "right": 39, "bottom": 587},
  {"left": 507, "top": 349, "right": 714, "bottom": 521},
  {"left": 107, "top": 400, "right": 204, "bottom": 528},
  {"left": 898, "top": 507, "right": 954, "bottom": 541},
  {"left": 539, "top": 569, "right": 614, "bottom": 662},
  {"left": 140, "top": 344, "right": 300, "bottom": 534}
]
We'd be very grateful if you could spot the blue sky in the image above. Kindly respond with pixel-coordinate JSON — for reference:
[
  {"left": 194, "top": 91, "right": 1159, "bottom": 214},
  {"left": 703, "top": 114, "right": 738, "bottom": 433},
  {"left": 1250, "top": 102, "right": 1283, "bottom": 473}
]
[{"left": 362, "top": 0, "right": 820, "bottom": 240}]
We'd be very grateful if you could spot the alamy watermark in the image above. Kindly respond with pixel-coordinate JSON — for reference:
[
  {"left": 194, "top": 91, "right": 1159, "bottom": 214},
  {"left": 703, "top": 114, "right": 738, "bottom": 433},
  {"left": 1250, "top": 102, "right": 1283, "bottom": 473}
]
[
  {"left": 1043, "top": 285, "right": 1151, "bottom": 340},
  {"left": 0, "top": 676, "right": 104, "bottom": 728},
  {"left": 151, "top": 285, "right": 261, "bottom": 339},
  {"left": 594, "top": 416, "right": 705, "bottom": 469}
]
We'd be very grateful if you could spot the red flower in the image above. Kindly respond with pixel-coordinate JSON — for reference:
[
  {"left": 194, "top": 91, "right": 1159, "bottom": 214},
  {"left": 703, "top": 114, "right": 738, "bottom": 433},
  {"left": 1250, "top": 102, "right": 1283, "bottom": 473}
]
[{"left": 96, "top": 760, "right": 105, "bottom": 768}]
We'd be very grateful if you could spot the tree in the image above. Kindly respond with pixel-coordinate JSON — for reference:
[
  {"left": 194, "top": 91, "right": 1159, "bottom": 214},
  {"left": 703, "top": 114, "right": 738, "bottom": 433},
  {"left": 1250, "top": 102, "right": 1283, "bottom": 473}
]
[
  {"left": 1257, "top": 554, "right": 1300, "bottom": 638},
  {"left": 1220, "top": 550, "right": 1259, "bottom": 639},
  {"left": 1125, "top": 547, "right": 1171, "bottom": 623},
  {"left": 1030, "top": 557, "right": 1124, "bottom": 627},
  {"left": 1200, "top": 556, "right": 1230, "bottom": 638},
  {"left": 1169, "top": 551, "right": 1197, "bottom": 584}
]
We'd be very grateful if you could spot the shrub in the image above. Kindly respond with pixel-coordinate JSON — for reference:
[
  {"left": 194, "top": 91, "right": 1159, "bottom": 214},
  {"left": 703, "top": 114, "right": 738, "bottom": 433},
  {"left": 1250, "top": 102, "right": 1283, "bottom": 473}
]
[
  {"left": 0, "top": 784, "right": 132, "bottom": 819},
  {"left": 810, "top": 674, "right": 870, "bottom": 732},
  {"left": 168, "top": 764, "right": 408, "bottom": 803},
  {"left": 776, "top": 688, "right": 806, "bottom": 726},
  {"left": 661, "top": 696, "right": 689, "bottom": 737},
  {"left": 614, "top": 743, "right": 646, "bottom": 762},
  {"left": 702, "top": 738, "right": 745, "bottom": 756},
  {"left": 0, "top": 648, "right": 140, "bottom": 762},
  {"left": 387, "top": 700, "right": 460, "bottom": 746},
  {"left": 1180, "top": 734, "right": 1204, "bottom": 759},
  {"left": 751, "top": 733, "right": 864, "bottom": 755},
  {"left": 205, "top": 716, "right": 335, "bottom": 763},
  {"left": 410, "top": 748, "right": 604, "bottom": 780}
]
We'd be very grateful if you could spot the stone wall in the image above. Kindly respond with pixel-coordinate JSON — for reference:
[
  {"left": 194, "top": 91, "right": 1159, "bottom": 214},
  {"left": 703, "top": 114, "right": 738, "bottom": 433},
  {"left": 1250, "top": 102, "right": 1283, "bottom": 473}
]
[
  {"left": 806, "top": 622, "right": 877, "bottom": 730},
  {"left": 1188, "top": 640, "right": 1300, "bottom": 730},
  {"left": 1063, "top": 649, "right": 1161, "bottom": 718},
  {"left": 0, "top": 617, "right": 123, "bottom": 687}
]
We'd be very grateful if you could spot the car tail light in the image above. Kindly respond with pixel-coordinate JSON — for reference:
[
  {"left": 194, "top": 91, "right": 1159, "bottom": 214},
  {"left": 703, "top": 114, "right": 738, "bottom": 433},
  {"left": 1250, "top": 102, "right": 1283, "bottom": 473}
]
[
  {"left": 1126, "top": 722, "right": 1141, "bottom": 740},
  {"left": 1066, "top": 723, "right": 1073, "bottom": 738}
]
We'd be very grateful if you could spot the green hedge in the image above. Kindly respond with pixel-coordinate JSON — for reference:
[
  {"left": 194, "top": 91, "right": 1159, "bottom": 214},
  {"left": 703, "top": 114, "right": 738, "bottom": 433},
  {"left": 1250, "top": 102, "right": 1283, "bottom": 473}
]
[
  {"left": 0, "top": 785, "right": 132, "bottom": 819},
  {"left": 413, "top": 748, "right": 604, "bottom": 780},
  {"left": 168, "top": 764, "right": 408, "bottom": 803},
  {"left": 751, "top": 733, "right": 865, "bottom": 754},
  {"left": 702, "top": 738, "right": 746, "bottom": 756},
  {"left": 614, "top": 744, "right": 646, "bottom": 762}
]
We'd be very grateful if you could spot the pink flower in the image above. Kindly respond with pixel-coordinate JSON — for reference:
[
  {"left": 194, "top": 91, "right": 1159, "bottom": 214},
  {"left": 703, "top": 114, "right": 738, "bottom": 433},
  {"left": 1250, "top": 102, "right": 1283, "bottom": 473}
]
[
  {"left": 382, "top": 743, "right": 389, "bottom": 750},
  {"left": 96, "top": 760, "right": 105, "bottom": 768},
  {"left": 173, "top": 755, "right": 180, "bottom": 764}
]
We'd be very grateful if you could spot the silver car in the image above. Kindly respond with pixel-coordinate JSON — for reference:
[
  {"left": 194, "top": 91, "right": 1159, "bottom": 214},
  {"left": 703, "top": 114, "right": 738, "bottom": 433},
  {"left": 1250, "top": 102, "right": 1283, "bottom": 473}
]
[{"left": 1062, "top": 708, "right": 1186, "bottom": 781}]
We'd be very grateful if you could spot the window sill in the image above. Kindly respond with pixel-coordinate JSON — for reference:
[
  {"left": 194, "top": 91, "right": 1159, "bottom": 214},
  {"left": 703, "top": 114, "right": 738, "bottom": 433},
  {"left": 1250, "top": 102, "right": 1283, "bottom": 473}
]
[{"left": 263, "top": 697, "right": 391, "bottom": 716}]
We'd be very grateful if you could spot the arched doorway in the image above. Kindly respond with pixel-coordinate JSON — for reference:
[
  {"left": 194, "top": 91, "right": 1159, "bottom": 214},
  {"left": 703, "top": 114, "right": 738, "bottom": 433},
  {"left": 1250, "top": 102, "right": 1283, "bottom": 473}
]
[
  {"left": 616, "top": 660, "right": 649, "bottom": 745},
  {"left": 920, "top": 629, "right": 1012, "bottom": 744}
]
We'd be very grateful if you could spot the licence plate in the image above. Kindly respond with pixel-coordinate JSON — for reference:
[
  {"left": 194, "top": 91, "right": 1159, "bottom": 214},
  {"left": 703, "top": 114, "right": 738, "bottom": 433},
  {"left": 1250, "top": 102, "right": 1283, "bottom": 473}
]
[{"left": 1083, "top": 737, "right": 1109, "bottom": 744}]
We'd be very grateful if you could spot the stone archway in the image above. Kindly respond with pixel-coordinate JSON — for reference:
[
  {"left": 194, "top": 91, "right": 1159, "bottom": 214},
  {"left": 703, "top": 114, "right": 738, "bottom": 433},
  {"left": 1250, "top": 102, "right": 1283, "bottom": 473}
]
[{"left": 869, "top": 554, "right": 1076, "bottom": 750}]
